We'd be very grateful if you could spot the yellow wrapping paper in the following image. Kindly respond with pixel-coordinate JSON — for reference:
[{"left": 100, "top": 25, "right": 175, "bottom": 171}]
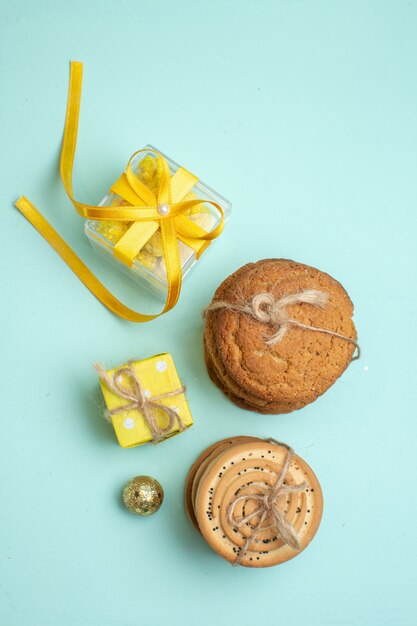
[{"left": 98, "top": 354, "right": 193, "bottom": 448}]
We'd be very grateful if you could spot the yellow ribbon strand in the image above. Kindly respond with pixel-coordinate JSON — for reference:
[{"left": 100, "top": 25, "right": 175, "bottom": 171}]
[
  {"left": 14, "top": 61, "right": 225, "bottom": 322},
  {"left": 15, "top": 196, "right": 166, "bottom": 322}
]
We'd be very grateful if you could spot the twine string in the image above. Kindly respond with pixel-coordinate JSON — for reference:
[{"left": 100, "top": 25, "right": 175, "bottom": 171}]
[
  {"left": 94, "top": 361, "right": 186, "bottom": 442},
  {"left": 227, "top": 442, "right": 306, "bottom": 566},
  {"left": 204, "top": 289, "right": 360, "bottom": 359}
]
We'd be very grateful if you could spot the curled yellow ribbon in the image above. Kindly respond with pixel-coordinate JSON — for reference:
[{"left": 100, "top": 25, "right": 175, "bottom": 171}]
[{"left": 15, "top": 61, "right": 225, "bottom": 322}]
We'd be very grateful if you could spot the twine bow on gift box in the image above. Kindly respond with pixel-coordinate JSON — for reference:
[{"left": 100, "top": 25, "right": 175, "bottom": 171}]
[
  {"left": 15, "top": 61, "right": 225, "bottom": 322},
  {"left": 94, "top": 362, "right": 186, "bottom": 443}
]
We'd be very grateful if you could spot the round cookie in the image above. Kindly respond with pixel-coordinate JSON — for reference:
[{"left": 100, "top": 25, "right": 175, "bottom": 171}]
[
  {"left": 204, "top": 259, "right": 357, "bottom": 413},
  {"left": 194, "top": 440, "right": 323, "bottom": 568},
  {"left": 206, "top": 259, "right": 356, "bottom": 406}
]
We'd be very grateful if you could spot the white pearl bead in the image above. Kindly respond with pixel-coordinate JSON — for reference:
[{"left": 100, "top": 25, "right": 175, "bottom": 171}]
[{"left": 157, "top": 204, "right": 170, "bottom": 216}]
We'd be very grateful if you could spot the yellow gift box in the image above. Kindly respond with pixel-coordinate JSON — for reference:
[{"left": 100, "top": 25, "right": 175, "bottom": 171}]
[
  {"left": 85, "top": 147, "right": 232, "bottom": 301},
  {"left": 96, "top": 354, "right": 193, "bottom": 448}
]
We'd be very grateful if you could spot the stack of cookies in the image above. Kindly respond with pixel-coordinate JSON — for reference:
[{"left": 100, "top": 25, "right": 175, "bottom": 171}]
[
  {"left": 185, "top": 436, "right": 323, "bottom": 567},
  {"left": 204, "top": 258, "right": 358, "bottom": 413}
]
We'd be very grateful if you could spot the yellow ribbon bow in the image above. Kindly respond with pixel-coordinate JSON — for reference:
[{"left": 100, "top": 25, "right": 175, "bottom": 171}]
[{"left": 15, "top": 61, "right": 225, "bottom": 322}]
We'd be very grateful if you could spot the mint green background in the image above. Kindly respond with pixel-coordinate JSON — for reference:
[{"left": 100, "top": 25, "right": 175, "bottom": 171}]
[{"left": 1, "top": 1, "right": 417, "bottom": 625}]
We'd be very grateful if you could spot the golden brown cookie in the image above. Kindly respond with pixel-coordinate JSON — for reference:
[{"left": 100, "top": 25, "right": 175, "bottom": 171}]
[
  {"left": 204, "top": 259, "right": 357, "bottom": 413},
  {"left": 192, "top": 438, "right": 323, "bottom": 568}
]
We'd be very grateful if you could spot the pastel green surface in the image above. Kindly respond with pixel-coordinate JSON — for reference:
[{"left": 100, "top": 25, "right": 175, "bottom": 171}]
[{"left": 1, "top": 1, "right": 416, "bottom": 625}]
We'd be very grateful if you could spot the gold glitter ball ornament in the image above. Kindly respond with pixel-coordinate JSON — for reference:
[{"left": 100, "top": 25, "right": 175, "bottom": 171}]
[{"left": 122, "top": 476, "right": 164, "bottom": 516}]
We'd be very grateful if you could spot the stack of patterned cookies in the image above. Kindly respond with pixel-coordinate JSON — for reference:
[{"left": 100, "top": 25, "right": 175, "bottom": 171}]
[
  {"left": 185, "top": 436, "right": 323, "bottom": 567},
  {"left": 204, "top": 259, "right": 358, "bottom": 414}
]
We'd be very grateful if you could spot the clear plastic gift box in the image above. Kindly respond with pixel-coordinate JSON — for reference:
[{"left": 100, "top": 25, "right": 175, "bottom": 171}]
[{"left": 84, "top": 146, "right": 231, "bottom": 299}]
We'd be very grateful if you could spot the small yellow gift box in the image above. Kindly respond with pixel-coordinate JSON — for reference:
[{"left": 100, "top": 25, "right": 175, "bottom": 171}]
[
  {"left": 95, "top": 354, "right": 193, "bottom": 448},
  {"left": 85, "top": 147, "right": 232, "bottom": 300}
]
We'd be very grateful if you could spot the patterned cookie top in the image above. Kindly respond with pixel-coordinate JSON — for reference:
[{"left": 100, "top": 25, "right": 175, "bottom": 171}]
[
  {"left": 194, "top": 440, "right": 323, "bottom": 567},
  {"left": 185, "top": 436, "right": 261, "bottom": 531},
  {"left": 205, "top": 259, "right": 356, "bottom": 409}
]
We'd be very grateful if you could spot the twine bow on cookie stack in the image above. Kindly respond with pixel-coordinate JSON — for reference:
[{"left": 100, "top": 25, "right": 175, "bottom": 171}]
[
  {"left": 204, "top": 289, "right": 360, "bottom": 357},
  {"left": 227, "top": 442, "right": 305, "bottom": 566},
  {"left": 15, "top": 61, "right": 225, "bottom": 322},
  {"left": 95, "top": 362, "right": 186, "bottom": 443}
]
